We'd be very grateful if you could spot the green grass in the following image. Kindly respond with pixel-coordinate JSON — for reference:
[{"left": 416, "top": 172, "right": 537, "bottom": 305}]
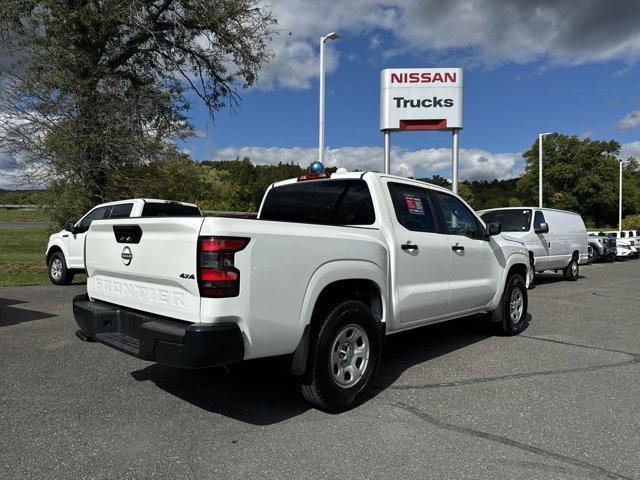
[
  {"left": 0, "top": 228, "right": 85, "bottom": 286},
  {"left": 0, "top": 209, "right": 48, "bottom": 222}
]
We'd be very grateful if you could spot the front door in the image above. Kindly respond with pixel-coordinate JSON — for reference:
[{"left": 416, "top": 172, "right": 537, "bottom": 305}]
[
  {"left": 532, "top": 210, "right": 551, "bottom": 270},
  {"left": 431, "top": 191, "right": 500, "bottom": 314},
  {"left": 384, "top": 181, "right": 451, "bottom": 324},
  {"left": 68, "top": 206, "right": 110, "bottom": 268}
]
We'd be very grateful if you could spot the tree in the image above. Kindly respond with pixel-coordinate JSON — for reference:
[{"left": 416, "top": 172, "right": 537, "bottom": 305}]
[
  {"left": 622, "top": 214, "right": 640, "bottom": 230},
  {"left": 457, "top": 182, "right": 475, "bottom": 207},
  {"left": 516, "top": 134, "right": 622, "bottom": 226},
  {"left": 0, "top": 0, "right": 276, "bottom": 220}
]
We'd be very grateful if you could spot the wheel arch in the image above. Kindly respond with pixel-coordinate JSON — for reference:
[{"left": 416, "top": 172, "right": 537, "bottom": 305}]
[
  {"left": 46, "top": 243, "right": 66, "bottom": 264},
  {"left": 291, "top": 261, "right": 387, "bottom": 376},
  {"left": 488, "top": 253, "right": 529, "bottom": 311}
]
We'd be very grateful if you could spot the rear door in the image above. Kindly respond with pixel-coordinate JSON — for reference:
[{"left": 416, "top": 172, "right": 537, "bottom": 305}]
[
  {"left": 384, "top": 181, "right": 451, "bottom": 323},
  {"left": 431, "top": 191, "right": 499, "bottom": 314},
  {"left": 85, "top": 217, "right": 205, "bottom": 321}
]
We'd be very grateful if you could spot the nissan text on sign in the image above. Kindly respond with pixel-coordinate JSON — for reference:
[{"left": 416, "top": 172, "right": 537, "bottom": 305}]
[{"left": 380, "top": 68, "right": 463, "bottom": 131}]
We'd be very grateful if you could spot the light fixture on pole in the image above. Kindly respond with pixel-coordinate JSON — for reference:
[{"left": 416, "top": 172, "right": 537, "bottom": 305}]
[
  {"left": 538, "top": 132, "right": 552, "bottom": 208},
  {"left": 318, "top": 32, "right": 340, "bottom": 165},
  {"left": 619, "top": 159, "right": 623, "bottom": 232}
]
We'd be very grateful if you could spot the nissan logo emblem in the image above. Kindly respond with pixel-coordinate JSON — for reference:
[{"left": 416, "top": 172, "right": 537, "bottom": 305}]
[{"left": 121, "top": 246, "right": 133, "bottom": 266}]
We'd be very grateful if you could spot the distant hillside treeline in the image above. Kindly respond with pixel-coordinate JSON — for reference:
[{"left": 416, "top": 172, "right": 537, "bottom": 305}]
[{"left": 5, "top": 132, "right": 640, "bottom": 231}]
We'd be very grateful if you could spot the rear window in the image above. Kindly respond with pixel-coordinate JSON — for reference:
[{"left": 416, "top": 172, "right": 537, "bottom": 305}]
[
  {"left": 260, "top": 179, "right": 375, "bottom": 226},
  {"left": 141, "top": 202, "right": 200, "bottom": 217}
]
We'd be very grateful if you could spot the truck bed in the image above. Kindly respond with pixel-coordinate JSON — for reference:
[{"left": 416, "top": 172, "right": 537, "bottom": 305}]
[{"left": 85, "top": 216, "right": 388, "bottom": 359}]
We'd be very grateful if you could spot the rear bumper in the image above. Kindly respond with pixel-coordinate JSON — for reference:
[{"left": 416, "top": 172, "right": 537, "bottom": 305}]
[{"left": 72, "top": 294, "right": 244, "bottom": 368}]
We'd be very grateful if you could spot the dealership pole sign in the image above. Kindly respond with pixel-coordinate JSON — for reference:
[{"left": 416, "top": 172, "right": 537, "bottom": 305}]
[{"left": 380, "top": 68, "right": 463, "bottom": 192}]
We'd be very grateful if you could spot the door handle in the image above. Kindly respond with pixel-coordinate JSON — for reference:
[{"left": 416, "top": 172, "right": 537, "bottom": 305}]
[
  {"left": 401, "top": 243, "right": 418, "bottom": 252},
  {"left": 452, "top": 244, "right": 464, "bottom": 252}
]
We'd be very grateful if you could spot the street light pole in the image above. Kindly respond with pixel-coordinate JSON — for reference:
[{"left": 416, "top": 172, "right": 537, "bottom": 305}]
[
  {"left": 452, "top": 129, "right": 459, "bottom": 194},
  {"left": 318, "top": 32, "right": 340, "bottom": 165},
  {"left": 538, "top": 132, "right": 552, "bottom": 208},
  {"left": 619, "top": 159, "right": 623, "bottom": 232}
]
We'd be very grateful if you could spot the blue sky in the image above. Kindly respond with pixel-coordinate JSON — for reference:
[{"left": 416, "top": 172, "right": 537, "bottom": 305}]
[
  {"left": 2, "top": 0, "right": 639, "bottom": 187},
  {"left": 180, "top": 0, "right": 640, "bottom": 181}
]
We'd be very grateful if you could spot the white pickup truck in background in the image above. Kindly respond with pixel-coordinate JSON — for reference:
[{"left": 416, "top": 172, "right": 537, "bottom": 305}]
[
  {"left": 46, "top": 198, "right": 200, "bottom": 285},
  {"left": 73, "top": 171, "right": 531, "bottom": 411}
]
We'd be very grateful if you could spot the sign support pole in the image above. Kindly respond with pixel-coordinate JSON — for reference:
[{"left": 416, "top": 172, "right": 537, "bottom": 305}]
[
  {"left": 384, "top": 130, "right": 391, "bottom": 174},
  {"left": 452, "top": 129, "right": 460, "bottom": 194}
]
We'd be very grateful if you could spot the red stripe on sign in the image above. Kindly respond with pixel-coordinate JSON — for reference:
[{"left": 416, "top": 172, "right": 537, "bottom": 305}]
[{"left": 399, "top": 119, "right": 448, "bottom": 130}]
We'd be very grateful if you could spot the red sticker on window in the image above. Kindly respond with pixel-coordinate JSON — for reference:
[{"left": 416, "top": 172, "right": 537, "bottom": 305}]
[{"left": 404, "top": 194, "right": 424, "bottom": 215}]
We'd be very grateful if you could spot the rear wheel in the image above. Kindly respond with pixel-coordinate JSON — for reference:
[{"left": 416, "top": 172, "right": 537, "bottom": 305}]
[
  {"left": 591, "top": 248, "right": 599, "bottom": 263},
  {"left": 48, "top": 252, "right": 74, "bottom": 285},
  {"left": 491, "top": 273, "right": 529, "bottom": 336},
  {"left": 300, "top": 300, "right": 382, "bottom": 412},
  {"left": 563, "top": 256, "right": 579, "bottom": 281}
]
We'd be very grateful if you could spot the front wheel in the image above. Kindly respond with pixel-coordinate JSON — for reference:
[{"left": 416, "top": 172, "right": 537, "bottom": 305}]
[
  {"left": 591, "top": 248, "right": 599, "bottom": 263},
  {"left": 48, "top": 252, "right": 74, "bottom": 285},
  {"left": 563, "top": 257, "right": 579, "bottom": 281},
  {"left": 300, "top": 301, "right": 382, "bottom": 412},
  {"left": 491, "top": 273, "right": 529, "bottom": 336}
]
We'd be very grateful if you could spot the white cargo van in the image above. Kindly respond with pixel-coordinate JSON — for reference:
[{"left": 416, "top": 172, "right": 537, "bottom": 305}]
[{"left": 479, "top": 207, "right": 589, "bottom": 283}]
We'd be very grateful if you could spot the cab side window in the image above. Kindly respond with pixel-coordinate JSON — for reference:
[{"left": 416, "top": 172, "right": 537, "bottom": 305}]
[
  {"left": 109, "top": 203, "right": 133, "bottom": 219},
  {"left": 387, "top": 183, "right": 437, "bottom": 232},
  {"left": 77, "top": 207, "right": 109, "bottom": 232},
  {"left": 432, "top": 192, "right": 481, "bottom": 239},
  {"left": 534, "top": 211, "right": 546, "bottom": 230}
]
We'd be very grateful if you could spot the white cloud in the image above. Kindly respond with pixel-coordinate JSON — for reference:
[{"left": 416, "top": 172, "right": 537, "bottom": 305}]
[
  {"left": 621, "top": 141, "right": 640, "bottom": 160},
  {"left": 258, "top": 0, "right": 640, "bottom": 91},
  {"left": 617, "top": 110, "right": 640, "bottom": 130},
  {"left": 211, "top": 145, "right": 522, "bottom": 180},
  {"left": 257, "top": 0, "right": 398, "bottom": 89}
]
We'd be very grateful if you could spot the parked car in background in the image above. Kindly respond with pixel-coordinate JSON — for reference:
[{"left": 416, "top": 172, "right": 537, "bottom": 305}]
[
  {"left": 587, "top": 234, "right": 616, "bottom": 263},
  {"left": 46, "top": 199, "right": 201, "bottom": 285},
  {"left": 603, "top": 232, "right": 639, "bottom": 258},
  {"left": 479, "top": 207, "right": 589, "bottom": 284},
  {"left": 617, "top": 244, "right": 635, "bottom": 259},
  {"left": 73, "top": 170, "right": 531, "bottom": 411}
]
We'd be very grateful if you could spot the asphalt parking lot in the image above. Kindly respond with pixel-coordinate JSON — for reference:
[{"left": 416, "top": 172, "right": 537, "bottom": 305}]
[{"left": 1, "top": 261, "right": 639, "bottom": 480}]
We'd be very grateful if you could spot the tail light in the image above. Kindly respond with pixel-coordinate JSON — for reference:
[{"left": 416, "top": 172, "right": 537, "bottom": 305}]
[{"left": 198, "top": 236, "right": 249, "bottom": 297}]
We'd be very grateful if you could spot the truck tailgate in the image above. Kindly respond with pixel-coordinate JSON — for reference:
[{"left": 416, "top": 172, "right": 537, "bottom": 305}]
[{"left": 85, "top": 217, "right": 205, "bottom": 322}]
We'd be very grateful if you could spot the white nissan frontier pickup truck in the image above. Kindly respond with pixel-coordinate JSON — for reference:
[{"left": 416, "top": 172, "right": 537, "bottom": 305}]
[{"left": 73, "top": 169, "right": 531, "bottom": 411}]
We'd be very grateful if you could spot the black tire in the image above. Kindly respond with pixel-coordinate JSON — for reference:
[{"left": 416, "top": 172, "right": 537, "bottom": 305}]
[
  {"left": 48, "top": 252, "right": 74, "bottom": 285},
  {"left": 563, "top": 256, "right": 579, "bottom": 281},
  {"left": 491, "top": 273, "right": 529, "bottom": 336},
  {"left": 591, "top": 248, "right": 599, "bottom": 263},
  {"left": 300, "top": 301, "right": 382, "bottom": 412}
]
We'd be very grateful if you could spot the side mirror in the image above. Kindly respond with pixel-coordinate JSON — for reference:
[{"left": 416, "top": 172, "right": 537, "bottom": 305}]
[
  {"left": 486, "top": 221, "right": 502, "bottom": 236},
  {"left": 63, "top": 221, "right": 76, "bottom": 233},
  {"left": 535, "top": 222, "right": 549, "bottom": 234}
]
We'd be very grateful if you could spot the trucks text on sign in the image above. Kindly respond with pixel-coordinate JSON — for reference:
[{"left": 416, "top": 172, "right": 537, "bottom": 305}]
[{"left": 380, "top": 68, "right": 463, "bottom": 131}]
